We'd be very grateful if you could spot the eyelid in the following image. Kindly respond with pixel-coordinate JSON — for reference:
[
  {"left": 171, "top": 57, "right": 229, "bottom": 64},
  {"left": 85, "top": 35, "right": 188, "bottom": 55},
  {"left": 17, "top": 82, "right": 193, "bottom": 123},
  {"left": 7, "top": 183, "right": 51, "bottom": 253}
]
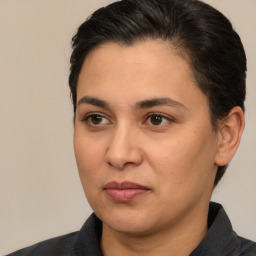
[
  {"left": 80, "top": 112, "right": 112, "bottom": 126},
  {"left": 144, "top": 112, "right": 175, "bottom": 126},
  {"left": 80, "top": 111, "right": 108, "bottom": 120},
  {"left": 145, "top": 112, "right": 174, "bottom": 120}
]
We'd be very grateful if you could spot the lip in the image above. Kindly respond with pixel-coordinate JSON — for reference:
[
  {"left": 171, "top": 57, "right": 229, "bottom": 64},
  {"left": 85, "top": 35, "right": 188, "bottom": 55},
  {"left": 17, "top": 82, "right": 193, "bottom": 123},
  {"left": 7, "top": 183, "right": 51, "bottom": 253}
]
[{"left": 104, "top": 181, "right": 150, "bottom": 202}]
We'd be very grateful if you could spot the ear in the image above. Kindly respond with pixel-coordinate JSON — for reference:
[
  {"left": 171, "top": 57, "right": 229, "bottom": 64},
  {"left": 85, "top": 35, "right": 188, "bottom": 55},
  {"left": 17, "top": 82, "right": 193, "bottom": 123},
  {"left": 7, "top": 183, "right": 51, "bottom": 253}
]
[{"left": 215, "top": 106, "right": 245, "bottom": 166}]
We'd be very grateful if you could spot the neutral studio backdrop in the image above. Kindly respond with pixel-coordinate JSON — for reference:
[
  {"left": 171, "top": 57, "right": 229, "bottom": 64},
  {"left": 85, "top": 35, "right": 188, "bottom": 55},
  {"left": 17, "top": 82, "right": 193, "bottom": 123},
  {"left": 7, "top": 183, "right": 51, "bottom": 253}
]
[{"left": 0, "top": 0, "right": 255, "bottom": 254}]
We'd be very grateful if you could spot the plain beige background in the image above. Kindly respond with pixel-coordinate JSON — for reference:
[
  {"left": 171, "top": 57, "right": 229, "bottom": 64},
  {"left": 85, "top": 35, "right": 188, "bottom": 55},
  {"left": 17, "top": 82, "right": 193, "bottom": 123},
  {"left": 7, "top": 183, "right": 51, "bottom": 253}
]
[{"left": 0, "top": 0, "right": 255, "bottom": 254}]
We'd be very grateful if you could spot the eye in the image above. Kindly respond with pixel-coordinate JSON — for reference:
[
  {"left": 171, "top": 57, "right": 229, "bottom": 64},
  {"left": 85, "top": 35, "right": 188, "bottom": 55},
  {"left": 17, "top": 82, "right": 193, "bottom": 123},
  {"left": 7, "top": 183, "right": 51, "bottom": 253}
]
[
  {"left": 145, "top": 113, "right": 172, "bottom": 126},
  {"left": 83, "top": 113, "right": 110, "bottom": 126}
]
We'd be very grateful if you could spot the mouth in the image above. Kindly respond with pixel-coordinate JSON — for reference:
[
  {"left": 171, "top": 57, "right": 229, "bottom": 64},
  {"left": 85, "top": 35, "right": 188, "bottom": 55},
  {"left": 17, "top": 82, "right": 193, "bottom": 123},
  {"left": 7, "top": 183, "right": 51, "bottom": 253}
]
[{"left": 104, "top": 181, "right": 150, "bottom": 202}]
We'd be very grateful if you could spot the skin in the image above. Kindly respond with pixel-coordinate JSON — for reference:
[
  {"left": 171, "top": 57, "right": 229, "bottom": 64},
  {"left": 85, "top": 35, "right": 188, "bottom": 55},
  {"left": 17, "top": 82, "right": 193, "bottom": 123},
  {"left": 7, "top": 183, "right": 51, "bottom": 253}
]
[{"left": 74, "top": 40, "right": 244, "bottom": 256}]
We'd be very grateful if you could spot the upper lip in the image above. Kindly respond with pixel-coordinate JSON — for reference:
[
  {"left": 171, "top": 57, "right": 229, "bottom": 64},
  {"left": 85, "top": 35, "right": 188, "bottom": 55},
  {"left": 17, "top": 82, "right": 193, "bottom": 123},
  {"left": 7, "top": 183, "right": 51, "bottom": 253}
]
[{"left": 105, "top": 181, "right": 150, "bottom": 190}]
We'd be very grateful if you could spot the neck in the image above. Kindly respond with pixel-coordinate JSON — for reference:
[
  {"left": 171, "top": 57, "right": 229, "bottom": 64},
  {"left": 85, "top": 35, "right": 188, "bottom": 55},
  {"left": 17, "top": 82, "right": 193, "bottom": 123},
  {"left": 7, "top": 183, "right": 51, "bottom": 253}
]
[{"left": 101, "top": 204, "right": 209, "bottom": 256}]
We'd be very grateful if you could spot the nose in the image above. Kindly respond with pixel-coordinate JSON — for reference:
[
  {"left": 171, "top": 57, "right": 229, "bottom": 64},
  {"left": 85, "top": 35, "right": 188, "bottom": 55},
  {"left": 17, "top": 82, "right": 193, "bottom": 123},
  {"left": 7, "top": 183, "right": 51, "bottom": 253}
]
[{"left": 105, "top": 124, "right": 143, "bottom": 169}]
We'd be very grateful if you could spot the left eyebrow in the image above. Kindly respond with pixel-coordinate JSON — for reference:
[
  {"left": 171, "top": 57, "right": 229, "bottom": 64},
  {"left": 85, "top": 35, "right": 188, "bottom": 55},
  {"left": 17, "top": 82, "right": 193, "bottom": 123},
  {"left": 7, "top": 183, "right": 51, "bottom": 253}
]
[
  {"left": 77, "top": 96, "right": 109, "bottom": 108},
  {"left": 134, "top": 97, "right": 188, "bottom": 110}
]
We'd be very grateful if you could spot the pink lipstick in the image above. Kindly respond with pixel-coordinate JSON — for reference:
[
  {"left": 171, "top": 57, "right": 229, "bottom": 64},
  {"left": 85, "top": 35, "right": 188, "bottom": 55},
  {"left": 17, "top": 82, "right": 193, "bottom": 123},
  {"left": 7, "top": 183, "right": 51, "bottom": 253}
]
[{"left": 104, "top": 181, "right": 150, "bottom": 202}]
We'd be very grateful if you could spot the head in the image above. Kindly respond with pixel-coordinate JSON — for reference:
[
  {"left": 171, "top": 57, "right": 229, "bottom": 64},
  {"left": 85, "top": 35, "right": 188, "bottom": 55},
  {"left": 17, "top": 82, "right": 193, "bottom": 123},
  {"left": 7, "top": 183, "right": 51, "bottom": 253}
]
[
  {"left": 69, "top": 0, "right": 246, "bottom": 187},
  {"left": 70, "top": 0, "right": 246, "bottom": 238}
]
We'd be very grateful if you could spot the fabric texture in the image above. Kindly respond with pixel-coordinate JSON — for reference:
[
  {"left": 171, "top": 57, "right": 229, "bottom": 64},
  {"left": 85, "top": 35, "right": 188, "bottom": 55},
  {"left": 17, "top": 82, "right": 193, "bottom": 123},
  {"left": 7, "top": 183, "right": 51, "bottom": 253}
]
[{"left": 5, "top": 202, "right": 256, "bottom": 256}]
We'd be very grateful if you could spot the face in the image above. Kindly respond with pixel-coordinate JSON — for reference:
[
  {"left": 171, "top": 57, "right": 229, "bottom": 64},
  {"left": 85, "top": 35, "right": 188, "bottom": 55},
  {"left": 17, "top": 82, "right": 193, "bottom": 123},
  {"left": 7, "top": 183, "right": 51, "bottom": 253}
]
[{"left": 74, "top": 40, "right": 219, "bottom": 236}]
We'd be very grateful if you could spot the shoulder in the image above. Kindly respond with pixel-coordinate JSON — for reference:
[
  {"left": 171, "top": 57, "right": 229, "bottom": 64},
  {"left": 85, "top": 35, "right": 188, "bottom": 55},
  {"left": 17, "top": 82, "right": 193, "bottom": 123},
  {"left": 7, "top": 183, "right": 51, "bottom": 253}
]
[
  {"left": 238, "top": 236, "right": 256, "bottom": 256},
  {"left": 5, "top": 231, "right": 78, "bottom": 256},
  {"left": 191, "top": 202, "right": 256, "bottom": 256},
  {"left": 5, "top": 213, "right": 103, "bottom": 256}
]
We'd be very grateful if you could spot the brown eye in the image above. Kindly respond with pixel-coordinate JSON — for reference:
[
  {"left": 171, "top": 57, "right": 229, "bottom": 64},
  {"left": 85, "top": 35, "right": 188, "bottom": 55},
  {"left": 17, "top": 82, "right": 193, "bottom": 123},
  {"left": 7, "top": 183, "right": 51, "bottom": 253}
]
[
  {"left": 90, "top": 115, "right": 104, "bottom": 125},
  {"left": 150, "top": 115, "right": 163, "bottom": 125},
  {"left": 83, "top": 114, "right": 110, "bottom": 126},
  {"left": 145, "top": 113, "right": 173, "bottom": 127}
]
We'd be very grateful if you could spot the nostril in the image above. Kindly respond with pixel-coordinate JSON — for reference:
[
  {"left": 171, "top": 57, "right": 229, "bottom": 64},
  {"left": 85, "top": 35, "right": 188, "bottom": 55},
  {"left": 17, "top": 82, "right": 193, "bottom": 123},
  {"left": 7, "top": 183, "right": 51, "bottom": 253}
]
[{"left": 106, "top": 156, "right": 130, "bottom": 169}]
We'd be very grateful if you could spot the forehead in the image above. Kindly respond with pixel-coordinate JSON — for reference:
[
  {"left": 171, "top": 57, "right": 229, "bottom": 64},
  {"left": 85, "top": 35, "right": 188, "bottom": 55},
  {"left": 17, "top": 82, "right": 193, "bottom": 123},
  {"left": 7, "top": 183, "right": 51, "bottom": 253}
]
[
  {"left": 81, "top": 40, "right": 191, "bottom": 72},
  {"left": 78, "top": 41, "right": 194, "bottom": 86},
  {"left": 77, "top": 40, "right": 208, "bottom": 112}
]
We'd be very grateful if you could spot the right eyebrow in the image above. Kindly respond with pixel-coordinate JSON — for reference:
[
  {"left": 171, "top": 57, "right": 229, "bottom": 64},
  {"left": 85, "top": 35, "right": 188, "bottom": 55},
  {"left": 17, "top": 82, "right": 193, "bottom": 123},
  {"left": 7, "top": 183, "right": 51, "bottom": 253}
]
[
  {"left": 77, "top": 96, "right": 109, "bottom": 108},
  {"left": 134, "top": 97, "right": 188, "bottom": 110}
]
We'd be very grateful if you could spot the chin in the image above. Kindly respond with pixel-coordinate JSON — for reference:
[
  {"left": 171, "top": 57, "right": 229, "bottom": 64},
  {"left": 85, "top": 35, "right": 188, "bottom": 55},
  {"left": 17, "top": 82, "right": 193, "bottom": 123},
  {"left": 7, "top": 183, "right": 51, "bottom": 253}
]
[
  {"left": 97, "top": 206, "right": 160, "bottom": 235},
  {"left": 105, "top": 218, "right": 153, "bottom": 235}
]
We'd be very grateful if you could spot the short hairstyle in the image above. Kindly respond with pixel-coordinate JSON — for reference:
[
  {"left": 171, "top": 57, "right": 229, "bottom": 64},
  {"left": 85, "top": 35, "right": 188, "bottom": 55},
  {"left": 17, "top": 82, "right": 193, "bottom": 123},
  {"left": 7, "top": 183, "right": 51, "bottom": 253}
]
[{"left": 69, "top": 0, "right": 247, "bottom": 186}]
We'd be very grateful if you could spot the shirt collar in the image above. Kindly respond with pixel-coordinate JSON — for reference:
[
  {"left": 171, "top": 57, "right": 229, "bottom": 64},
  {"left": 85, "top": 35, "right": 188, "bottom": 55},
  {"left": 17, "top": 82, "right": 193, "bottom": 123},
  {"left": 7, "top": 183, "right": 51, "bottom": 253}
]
[
  {"left": 190, "top": 202, "right": 240, "bottom": 256},
  {"left": 75, "top": 202, "right": 241, "bottom": 256}
]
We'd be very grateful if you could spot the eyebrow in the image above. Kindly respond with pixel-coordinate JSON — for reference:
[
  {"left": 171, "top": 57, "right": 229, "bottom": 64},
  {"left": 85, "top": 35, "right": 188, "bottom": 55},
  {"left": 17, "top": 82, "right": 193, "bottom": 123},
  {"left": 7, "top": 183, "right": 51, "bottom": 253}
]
[
  {"left": 77, "top": 96, "right": 187, "bottom": 110},
  {"left": 77, "top": 96, "right": 109, "bottom": 108},
  {"left": 135, "top": 97, "right": 187, "bottom": 110}
]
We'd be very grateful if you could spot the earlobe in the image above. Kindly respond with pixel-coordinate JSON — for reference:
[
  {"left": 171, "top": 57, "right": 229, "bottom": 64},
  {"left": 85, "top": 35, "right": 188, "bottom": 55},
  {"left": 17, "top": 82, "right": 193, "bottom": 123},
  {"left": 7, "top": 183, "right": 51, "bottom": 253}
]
[{"left": 215, "top": 106, "right": 245, "bottom": 166}]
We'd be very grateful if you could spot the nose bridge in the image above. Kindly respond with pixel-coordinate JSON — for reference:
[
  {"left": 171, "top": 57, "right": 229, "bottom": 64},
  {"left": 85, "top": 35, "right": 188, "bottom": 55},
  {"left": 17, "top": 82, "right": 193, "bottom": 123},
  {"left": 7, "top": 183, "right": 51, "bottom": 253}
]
[{"left": 105, "top": 120, "right": 143, "bottom": 169}]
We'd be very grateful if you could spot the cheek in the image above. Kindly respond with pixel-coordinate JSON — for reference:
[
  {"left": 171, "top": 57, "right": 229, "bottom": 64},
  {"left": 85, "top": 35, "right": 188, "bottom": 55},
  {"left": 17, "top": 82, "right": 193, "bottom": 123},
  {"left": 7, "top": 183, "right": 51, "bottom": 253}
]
[
  {"left": 74, "top": 130, "right": 105, "bottom": 183},
  {"left": 147, "top": 137, "right": 195, "bottom": 177},
  {"left": 74, "top": 134, "right": 105, "bottom": 209},
  {"left": 148, "top": 129, "right": 217, "bottom": 190}
]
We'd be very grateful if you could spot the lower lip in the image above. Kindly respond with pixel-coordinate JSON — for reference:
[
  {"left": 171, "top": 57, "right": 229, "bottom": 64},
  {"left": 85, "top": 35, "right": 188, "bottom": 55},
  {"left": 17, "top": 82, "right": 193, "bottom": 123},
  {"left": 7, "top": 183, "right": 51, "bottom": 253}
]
[{"left": 105, "top": 188, "right": 149, "bottom": 202}]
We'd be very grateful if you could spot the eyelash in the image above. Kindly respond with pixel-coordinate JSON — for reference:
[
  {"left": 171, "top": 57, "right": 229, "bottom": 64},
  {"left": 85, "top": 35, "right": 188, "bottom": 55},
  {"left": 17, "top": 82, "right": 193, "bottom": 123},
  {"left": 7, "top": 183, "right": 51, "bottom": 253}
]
[
  {"left": 82, "top": 113, "right": 111, "bottom": 127},
  {"left": 144, "top": 112, "right": 174, "bottom": 127},
  {"left": 81, "top": 112, "right": 174, "bottom": 128}
]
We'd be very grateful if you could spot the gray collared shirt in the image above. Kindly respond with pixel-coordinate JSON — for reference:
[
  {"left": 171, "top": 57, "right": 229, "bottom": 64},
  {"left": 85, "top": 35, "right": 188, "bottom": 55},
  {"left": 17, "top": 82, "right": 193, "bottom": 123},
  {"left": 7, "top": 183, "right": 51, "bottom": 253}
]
[{"left": 6, "top": 202, "right": 256, "bottom": 256}]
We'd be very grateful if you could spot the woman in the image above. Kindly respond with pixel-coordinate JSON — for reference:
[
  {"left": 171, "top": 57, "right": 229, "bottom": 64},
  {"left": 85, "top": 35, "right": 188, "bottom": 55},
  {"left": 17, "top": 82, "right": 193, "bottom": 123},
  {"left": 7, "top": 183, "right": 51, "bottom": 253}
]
[{"left": 7, "top": 0, "right": 256, "bottom": 255}]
